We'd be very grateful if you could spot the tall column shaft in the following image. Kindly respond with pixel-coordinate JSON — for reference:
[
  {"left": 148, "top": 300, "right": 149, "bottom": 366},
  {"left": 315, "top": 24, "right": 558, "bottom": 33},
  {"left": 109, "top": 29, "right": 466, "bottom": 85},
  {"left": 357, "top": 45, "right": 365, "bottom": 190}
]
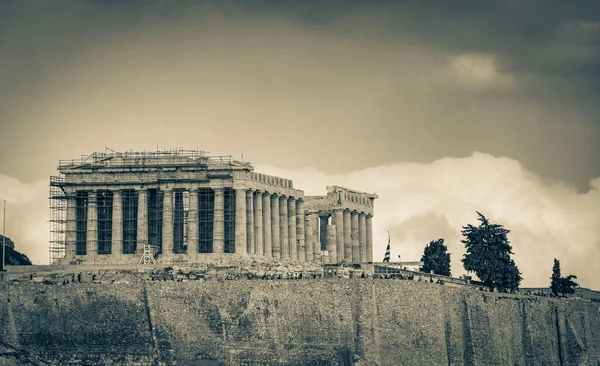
[
  {"left": 271, "top": 194, "right": 280, "bottom": 259},
  {"left": 137, "top": 190, "right": 148, "bottom": 247},
  {"left": 246, "top": 190, "right": 254, "bottom": 255},
  {"left": 65, "top": 195, "right": 77, "bottom": 260},
  {"left": 326, "top": 225, "right": 337, "bottom": 264},
  {"left": 213, "top": 188, "right": 225, "bottom": 254},
  {"left": 351, "top": 211, "right": 359, "bottom": 262},
  {"left": 86, "top": 191, "right": 97, "bottom": 258},
  {"left": 187, "top": 190, "right": 199, "bottom": 255},
  {"left": 304, "top": 215, "right": 313, "bottom": 262},
  {"left": 334, "top": 209, "right": 344, "bottom": 263},
  {"left": 288, "top": 198, "right": 296, "bottom": 261},
  {"left": 162, "top": 189, "right": 174, "bottom": 258},
  {"left": 359, "top": 213, "right": 367, "bottom": 262},
  {"left": 279, "top": 196, "right": 289, "bottom": 260},
  {"left": 262, "top": 193, "right": 272, "bottom": 257},
  {"left": 296, "top": 199, "right": 305, "bottom": 262},
  {"left": 235, "top": 189, "right": 247, "bottom": 255},
  {"left": 112, "top": 190, "right": 123, "bottom": 256},
  {"left": 310, "top": 214, "right": 320, "bottom": 262},
  {"left": 366, "top": 215, "right": 373, "bottom": 263},
  {"left": 343, "top": 210, "right": 352, "bottom": 261},
  {"left": 254, "top": 191, "right": 263, "bottom": 256}
]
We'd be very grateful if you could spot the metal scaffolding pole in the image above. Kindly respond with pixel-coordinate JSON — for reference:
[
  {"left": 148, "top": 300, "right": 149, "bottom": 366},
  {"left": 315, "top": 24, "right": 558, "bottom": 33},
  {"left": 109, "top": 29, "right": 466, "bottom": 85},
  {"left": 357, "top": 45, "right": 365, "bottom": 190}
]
[
  {"left": 1, "top": 200, "right": 5, "bottom": 271},
  {"left": 49, "top": 175, "right": 68, "bottom": 264}
]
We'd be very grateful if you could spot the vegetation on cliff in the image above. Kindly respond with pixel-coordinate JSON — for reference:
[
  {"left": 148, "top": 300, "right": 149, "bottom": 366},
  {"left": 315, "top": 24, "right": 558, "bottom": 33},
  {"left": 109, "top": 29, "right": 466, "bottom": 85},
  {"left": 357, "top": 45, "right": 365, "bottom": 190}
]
[
  {"left": 461, "top": 212, "right": 522, "bottom": 292},
  {"left": 420, "top": 238, "right": 451, "bottom": 276},
  {"left": 0, "top": 234, "right": 32, "bottom": 265},
  {"left": 550, "top": 258, "right": 578, "bottom": 296}
]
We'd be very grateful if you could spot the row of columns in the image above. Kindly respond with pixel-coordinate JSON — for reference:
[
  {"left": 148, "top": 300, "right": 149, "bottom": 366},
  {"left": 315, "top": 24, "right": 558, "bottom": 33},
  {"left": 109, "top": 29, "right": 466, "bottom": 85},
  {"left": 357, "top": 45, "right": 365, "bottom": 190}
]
[
  {"left": 68, "top": 188, "right": 211, "bottom": 258},
  {"left": 67, "top": 187, "right": 373, "bottom": 264},
  {"left": 319, "top": 209, "right": 373, "bottom": 264},
  {"left": 240, "top": 189, "right": 309, "bottom": 261}
]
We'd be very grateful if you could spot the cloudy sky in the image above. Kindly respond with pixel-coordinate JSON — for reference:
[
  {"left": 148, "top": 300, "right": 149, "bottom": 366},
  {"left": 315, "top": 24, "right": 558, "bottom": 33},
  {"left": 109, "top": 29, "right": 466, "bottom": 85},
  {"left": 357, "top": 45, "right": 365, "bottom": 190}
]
[{"left": 0, "top": 1, "right": 599, "bottom": 288}]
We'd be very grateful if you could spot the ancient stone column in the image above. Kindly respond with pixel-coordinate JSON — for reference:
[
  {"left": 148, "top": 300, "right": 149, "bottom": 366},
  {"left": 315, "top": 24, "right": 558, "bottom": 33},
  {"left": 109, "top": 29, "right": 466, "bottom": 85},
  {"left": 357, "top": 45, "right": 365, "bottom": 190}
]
[
  {"left": 137, "top": 189, "right": 148, "bottom": 248},
  {"left": 351, "top": 211, "right": 360, "bottom": 262},
  {"left": 262, "top": 192, "right": 272, "bottom": 257},
  {"left": 359, "top": 212, "right": 367, "bottom": 262},
  {"left": 234, "top": 188, "right": 247, "bottom": 255},
  {"left": 311, "top": 213, "right": 320, "bottom": 262},
  {"left": 246, "top": 190, "right": 254, "bottom": 255},
  {"left": 366, "top": 214, "right": 373, "bottom": 263},
  {"left": 65, "top": 195, "right": 77, "bottom": 260},
  {"left": 86, "top": 191, "right": 97, "bottom": 259},
  {"left": 343, "top": 209, "right": 352, "bottom": 261},
  {"left": 280, "top": 196, "right": 289, "bottom": 260},
  {"left": 161, "top": 189, "right": 174, "bottom": 260},
  {"left": 326, "top": 225, "right": 337, "bottom": 264},
  {"left": 187, "top": 190, "right": 199, "bottom": 256},
  {"left": 271, "top": 194, "right": 280, "bottom": 259},
  {"left": 304, "top": 215, "right": 313, "bottom": 262},
  {"left": 333, "top": 208, "right": 344, "bottom": 263},
  {"left": 296, "top": 199, "right": 305, "bottom": 262},
  {"left": 213, "top": 188, "right": 225, "bottom": 254},
  {"left": 288, "top": 198, "right": 297, "bottom": 261},
  {"left": 112, "top": 190, "right": 123, "bottom": 257},
  {"left": 254, "top": 191, "right": 263, "bottom": 256}
]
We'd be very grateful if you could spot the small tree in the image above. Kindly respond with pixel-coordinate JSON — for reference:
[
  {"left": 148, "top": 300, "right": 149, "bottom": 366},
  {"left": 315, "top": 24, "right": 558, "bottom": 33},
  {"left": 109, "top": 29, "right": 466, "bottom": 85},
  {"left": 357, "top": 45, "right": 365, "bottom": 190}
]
[
  {"left": 461, "top": 212, "right": 522, "bottom": 292},
  {"left": 420, "top": 238, "right": 451, "bottom": 276},
  {"left": 550, "top": 258, "right": 579, "bottom": 296},
  {"left": 560, "top": 275, "right": 579, "bottom": 296},
  {"left": 550, "top": 258, "right": 562, "bottom": 296}
]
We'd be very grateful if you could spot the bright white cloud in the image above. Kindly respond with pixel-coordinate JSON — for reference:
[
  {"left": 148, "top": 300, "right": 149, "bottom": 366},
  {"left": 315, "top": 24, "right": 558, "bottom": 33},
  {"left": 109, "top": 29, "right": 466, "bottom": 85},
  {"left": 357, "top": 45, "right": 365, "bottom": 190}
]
[
  {"left": 2, "top": 152, "right": 599, "bottom": 289},
  {"left": 258, "top": 152, "right": 600, "bottom": 289},
  {"left": 0, "top": 175, "right": 48, "bottom": 265}
]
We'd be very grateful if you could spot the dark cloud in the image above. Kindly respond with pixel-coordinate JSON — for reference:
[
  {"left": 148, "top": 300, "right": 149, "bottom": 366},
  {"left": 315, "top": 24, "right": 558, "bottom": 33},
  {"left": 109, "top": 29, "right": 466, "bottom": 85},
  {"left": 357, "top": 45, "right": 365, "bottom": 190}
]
[{"left": 0, "top": 0, "right": 598, "bottom": 188}]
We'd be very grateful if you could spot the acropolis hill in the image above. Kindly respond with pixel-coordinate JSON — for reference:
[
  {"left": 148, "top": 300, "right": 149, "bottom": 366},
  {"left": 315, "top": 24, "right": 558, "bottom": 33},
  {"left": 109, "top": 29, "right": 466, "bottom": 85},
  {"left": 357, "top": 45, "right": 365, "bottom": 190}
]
[
  {"left": 1, "top": 273, "right": 599, "bottom": 365},
  {"left": 0, "top": 149, "right": 598, "bottom": 365}
]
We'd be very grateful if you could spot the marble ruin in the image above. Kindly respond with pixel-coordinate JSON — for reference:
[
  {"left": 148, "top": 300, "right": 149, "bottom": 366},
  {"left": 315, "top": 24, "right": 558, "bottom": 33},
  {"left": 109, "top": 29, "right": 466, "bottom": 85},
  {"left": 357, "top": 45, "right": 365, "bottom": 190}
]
[{"left": 49, "top": 149, "right": 377, "bottom": 265}]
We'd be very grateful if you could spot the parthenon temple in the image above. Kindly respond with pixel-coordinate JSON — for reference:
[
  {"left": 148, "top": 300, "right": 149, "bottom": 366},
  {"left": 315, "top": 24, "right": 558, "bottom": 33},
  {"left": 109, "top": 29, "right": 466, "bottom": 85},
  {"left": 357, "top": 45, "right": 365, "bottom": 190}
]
[{"left": 49, "top": 149, "right": 377, "bottom": 265}]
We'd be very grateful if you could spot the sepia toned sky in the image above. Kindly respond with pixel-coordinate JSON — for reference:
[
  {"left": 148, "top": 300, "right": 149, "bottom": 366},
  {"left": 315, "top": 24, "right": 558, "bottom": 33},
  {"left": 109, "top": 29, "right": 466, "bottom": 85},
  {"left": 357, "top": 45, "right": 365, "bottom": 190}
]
[{"left": 1, "top": 1, "right": 599, "bottom": 288}]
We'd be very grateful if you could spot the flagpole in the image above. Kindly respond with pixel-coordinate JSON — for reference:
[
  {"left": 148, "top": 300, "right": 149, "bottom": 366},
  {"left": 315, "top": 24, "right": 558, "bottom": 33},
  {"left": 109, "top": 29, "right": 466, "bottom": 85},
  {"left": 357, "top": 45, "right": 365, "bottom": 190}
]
[{"left": 1, "top": 200, "right": 5, "bottom": 272}]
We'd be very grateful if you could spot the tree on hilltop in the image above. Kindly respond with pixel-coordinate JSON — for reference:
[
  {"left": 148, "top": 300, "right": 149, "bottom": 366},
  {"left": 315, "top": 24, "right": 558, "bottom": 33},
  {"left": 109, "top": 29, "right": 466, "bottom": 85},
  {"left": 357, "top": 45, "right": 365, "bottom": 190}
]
[
  {"left": 420, "top": 238, "right": 451, "bottom": 276},
  {"left": 560, "top": 275, "right": 579, "bottom": 296},
  {"left": 551, "top": 258, "right": 562, "bottom": 296},
  {"left": 550, "top": 258, "right": 579, "bottom": 296},
  {"left": 461, "top": 212, "right": 522, "bottom": 292},
  {"left": 0, "top": 234, "right": 32, "bottom": 265}
]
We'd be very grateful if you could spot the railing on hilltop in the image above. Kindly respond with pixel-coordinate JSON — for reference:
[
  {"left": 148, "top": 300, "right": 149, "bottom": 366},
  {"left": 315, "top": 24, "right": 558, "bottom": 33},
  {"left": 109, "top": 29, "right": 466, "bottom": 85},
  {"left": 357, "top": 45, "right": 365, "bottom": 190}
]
[{"left": 374, "top": 263, "right": 483, "bottom": 287}]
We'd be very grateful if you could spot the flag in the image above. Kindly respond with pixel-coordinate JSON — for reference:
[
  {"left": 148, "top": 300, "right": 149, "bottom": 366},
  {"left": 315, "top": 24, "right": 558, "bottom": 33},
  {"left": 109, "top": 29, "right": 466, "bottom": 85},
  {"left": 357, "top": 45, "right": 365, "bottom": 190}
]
[{"left": 383, "top": 231, "right": 391, "bottom": 262}]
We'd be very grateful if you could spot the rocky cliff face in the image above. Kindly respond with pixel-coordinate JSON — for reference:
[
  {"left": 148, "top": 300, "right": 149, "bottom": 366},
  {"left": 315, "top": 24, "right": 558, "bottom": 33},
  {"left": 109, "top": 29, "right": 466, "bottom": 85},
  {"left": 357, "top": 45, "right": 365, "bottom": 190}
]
[{"left": 0, "top": 280, "right": 598, "bottom": 365}]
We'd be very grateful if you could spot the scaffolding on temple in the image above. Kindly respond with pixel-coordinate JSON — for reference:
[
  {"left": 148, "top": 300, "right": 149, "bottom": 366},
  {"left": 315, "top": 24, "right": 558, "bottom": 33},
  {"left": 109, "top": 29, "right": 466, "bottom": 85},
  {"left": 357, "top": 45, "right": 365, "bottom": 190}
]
[
  {"left": 49, "top": 174, "right": 68, "bottom": 264},
  {"left": 57, "top": 147, "right": 250, "bottom": 170},
  {"left": 48, "top": 148, "right": 300, "bottom": 265},
  {"left": 173, "top": 190, "right": 190, "bottom": 253}
]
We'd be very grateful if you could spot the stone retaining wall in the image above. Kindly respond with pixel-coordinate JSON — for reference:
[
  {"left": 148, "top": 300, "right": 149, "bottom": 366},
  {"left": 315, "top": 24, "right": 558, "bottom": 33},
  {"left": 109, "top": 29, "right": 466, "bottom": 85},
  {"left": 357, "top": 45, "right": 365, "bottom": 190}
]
[{"left": 0, "top": 279, "right": 598, "bottom": 365}]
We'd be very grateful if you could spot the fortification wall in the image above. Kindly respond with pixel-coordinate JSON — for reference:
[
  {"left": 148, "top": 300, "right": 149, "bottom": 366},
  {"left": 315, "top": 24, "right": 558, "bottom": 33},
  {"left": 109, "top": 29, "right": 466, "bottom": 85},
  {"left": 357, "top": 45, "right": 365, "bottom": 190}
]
[{"left": 0, "top": 280, "right": 598, "bottom": 365}]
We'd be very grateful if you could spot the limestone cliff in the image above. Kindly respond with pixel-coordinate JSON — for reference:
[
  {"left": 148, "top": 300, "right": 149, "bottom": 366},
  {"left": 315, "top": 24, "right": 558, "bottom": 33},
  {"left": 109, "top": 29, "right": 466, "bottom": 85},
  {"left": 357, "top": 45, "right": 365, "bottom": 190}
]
[{"left": 0, "top": 280, "right": 598, "bottom": 365}]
